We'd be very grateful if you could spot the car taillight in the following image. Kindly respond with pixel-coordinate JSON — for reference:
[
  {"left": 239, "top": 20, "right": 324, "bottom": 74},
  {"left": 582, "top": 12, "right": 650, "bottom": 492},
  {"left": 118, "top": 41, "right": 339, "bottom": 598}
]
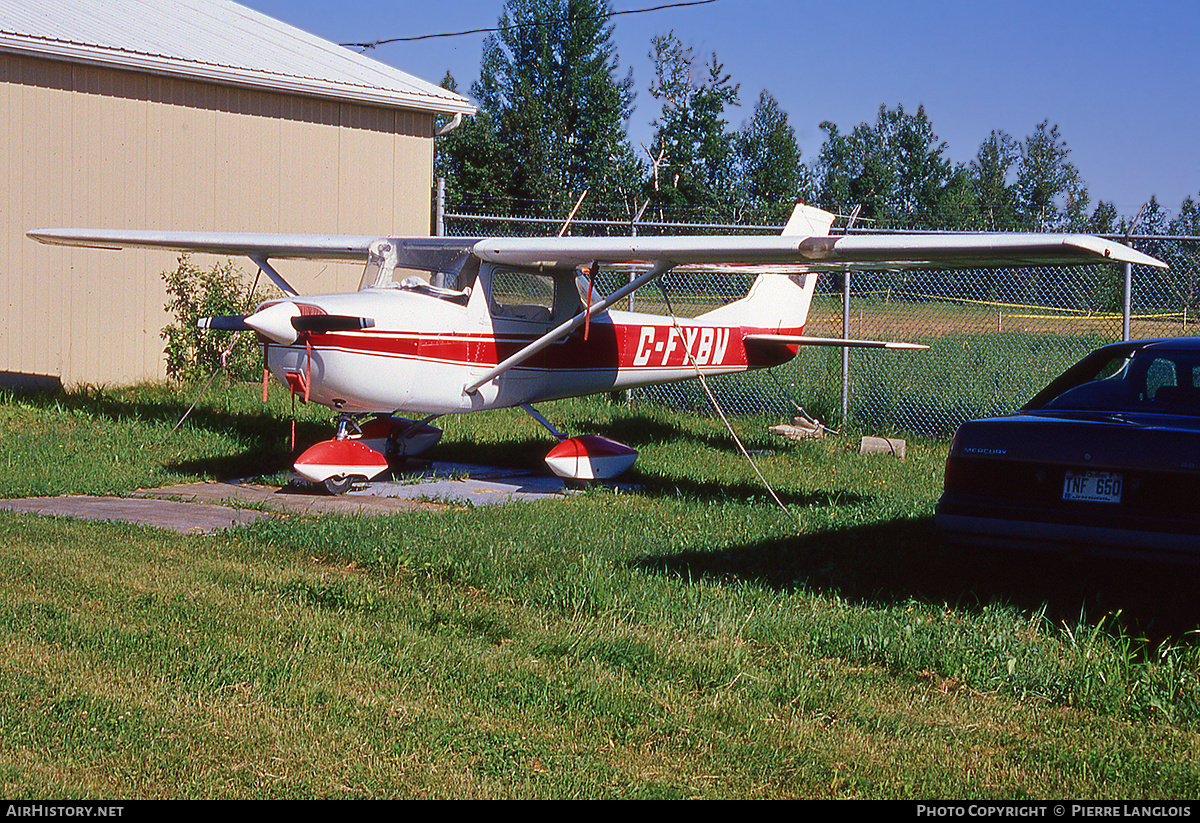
[{"left": 942, "top": 430, "right": 962, "bottom": 491}]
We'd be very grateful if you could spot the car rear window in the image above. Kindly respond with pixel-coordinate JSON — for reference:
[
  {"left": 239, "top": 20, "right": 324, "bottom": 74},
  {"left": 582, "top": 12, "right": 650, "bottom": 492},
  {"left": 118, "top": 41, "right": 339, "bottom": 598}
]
[{"left": 1043, "top": 348, "right": 1200, "bottom": 414}]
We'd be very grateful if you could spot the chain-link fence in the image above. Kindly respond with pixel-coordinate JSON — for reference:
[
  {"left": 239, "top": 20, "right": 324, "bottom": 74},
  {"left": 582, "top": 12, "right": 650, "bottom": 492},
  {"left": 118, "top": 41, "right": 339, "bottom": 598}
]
[{"left": 443, "top": 200, "right": 1200, "bottom": 439}]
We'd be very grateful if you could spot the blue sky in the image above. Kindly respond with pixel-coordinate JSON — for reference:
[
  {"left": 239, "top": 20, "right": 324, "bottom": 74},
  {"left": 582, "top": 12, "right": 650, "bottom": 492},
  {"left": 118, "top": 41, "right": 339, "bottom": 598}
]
[{"left": 241, "top": 0, "right": 1199, "bottom": 219}]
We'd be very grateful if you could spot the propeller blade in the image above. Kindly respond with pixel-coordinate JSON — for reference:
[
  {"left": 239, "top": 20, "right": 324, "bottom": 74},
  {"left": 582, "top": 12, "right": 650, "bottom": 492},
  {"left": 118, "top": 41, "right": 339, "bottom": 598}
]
[
  {"left": 291, "top": 315, "right": 375, "bottom": 333},
  {"left": 197, "top": 315, "right": 251, "bottom": 331}
]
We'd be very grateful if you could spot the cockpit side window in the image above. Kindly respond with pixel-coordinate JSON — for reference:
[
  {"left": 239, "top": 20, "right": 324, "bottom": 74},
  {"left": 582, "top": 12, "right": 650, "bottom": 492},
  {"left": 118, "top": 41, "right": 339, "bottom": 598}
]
[
  {"left": 487, "top": 267, "right": 587, "bottom": 323},
  {"left": 490, "top": 268, "right": 555, "bottom": 321}
]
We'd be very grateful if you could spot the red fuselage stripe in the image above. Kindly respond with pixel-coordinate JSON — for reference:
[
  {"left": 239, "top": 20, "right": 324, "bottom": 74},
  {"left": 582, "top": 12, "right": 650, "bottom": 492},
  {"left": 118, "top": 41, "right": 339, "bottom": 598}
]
[{"left": 294, "top": 323, "right": 801, "bottom": 371}]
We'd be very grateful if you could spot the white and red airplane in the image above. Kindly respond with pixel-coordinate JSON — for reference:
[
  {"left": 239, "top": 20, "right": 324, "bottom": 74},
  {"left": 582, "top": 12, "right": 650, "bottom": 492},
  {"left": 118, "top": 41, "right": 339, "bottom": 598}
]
[{"left": 30, "top": 204, "right": 1164, "bottom": 493}]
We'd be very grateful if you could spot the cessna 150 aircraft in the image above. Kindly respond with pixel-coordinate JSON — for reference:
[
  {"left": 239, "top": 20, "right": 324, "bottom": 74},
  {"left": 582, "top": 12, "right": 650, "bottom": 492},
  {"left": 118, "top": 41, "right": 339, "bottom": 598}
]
[{"left": 29, "top": 205, "right": 1165, "bottom": 493}]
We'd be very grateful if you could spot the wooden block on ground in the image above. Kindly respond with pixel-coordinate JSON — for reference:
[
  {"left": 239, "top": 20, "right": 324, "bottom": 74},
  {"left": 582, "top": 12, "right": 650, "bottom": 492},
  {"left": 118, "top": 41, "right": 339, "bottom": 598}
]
[
  {"left": 770, "top": 420, "right": 824, "bottom": 440},
  {"left": 859, "top": 436, "right": 906, "bottom": 459}
]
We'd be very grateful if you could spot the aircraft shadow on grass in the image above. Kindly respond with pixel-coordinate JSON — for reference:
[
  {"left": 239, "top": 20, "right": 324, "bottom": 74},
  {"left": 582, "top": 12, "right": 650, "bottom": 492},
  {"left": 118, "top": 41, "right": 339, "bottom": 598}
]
[
  {"left": 576, "top": 414, "right": 771, "bottom": 454},
  {"left": 14, "top": 385, "right": 324, "bottom": 478},
  {"left": 15, "top": 386, "right": 851, "bottom": 504},
  {"left": 396, "top": 435, "right": 861, "bottom": 507},
  {"left": 632, "top": 517, "right": 1200, "bottom": 640},
  {"left": 568, "top": 415, "right": 867, "bottom": 506}
]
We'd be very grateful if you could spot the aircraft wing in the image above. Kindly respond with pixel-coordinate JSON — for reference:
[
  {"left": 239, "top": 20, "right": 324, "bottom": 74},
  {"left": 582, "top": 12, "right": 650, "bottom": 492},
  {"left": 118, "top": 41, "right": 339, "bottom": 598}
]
[
  {"left": 26, "top": 229, "right": 380, "bottom": 260},
  {"left": 30, "top": 228, "right": 1164, "bottom": 271},
  {"left": 26, "top": 230, "right": 483, "bottom": 294},
  {"left": 471, "top": 233, "right": 1166, "bottom": 271}
]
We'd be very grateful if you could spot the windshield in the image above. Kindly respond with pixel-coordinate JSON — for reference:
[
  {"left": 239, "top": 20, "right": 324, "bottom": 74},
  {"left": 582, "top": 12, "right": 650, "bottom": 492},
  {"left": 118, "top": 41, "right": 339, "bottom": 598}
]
[{"left": 1036, "top": 347, "right": 1200, "bottom": 415}]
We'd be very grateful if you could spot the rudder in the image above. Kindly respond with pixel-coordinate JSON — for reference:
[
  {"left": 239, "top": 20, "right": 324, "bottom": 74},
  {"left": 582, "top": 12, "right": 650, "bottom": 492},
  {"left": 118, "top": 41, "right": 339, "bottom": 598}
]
[{"left": 694, "top": 203, "right": 833, "bottom": 332}]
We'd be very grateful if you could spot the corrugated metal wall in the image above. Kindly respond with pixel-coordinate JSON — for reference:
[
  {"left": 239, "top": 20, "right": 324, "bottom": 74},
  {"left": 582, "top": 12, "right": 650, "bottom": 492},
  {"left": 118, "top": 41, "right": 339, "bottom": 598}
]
[{"left": 1, "top": 51, "right": 435, "bottom": 386}]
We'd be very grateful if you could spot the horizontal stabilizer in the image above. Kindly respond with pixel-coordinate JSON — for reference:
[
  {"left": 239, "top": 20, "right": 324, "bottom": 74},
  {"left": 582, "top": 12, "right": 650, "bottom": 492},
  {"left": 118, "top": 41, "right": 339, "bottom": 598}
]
[{"left": 744, "top": 334, "right": 928, "bottom": 350}]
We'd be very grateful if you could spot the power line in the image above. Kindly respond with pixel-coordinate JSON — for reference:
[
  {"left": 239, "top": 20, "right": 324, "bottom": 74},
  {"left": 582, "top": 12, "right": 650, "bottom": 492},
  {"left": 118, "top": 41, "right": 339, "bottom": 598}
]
[{"left": 340, "top": 0, "right": 718, "bottom": 51}]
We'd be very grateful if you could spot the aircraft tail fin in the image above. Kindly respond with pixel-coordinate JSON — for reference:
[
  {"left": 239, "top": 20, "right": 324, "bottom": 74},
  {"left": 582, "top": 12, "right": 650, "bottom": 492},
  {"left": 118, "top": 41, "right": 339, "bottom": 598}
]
[
  {"left": 694, "top": 272, "right": 817, "bottom": 333},
  {"left": 693, "top": 203, "right": 830, "bottom": 331},
  {"left": 781, "top": 203, "right": 835, "bottom": 237}
]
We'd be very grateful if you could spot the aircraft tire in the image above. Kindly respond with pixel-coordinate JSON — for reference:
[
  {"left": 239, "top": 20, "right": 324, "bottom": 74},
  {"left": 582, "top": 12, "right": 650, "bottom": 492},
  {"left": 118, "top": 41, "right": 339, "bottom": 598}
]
[{"left": 323, "top": 475, "right": 356, "bottom": 495}]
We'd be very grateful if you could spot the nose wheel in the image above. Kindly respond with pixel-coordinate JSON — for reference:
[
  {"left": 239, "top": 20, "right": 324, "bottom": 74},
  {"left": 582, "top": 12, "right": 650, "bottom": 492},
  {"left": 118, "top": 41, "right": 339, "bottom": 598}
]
[
  {"left": 323, "top": 474, "right": 356, "bottom": 496},
  {"left": 293, "top": 414, "right": 389, "bottom": 494},
  {"left": 293, "top": 413, "right": 444, "bottom": 494}
]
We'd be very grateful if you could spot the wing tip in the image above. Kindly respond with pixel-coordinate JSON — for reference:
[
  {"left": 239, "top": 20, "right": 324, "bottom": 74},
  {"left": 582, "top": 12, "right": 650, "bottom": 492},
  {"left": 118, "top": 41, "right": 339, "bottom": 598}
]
[{"left": 1066, "top": 235, "right": 1168, "bottom": 269}]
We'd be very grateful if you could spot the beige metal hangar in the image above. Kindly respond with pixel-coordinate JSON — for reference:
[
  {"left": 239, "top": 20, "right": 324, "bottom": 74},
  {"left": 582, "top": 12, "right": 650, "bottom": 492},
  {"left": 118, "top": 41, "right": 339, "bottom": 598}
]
[{"left": 0, "top": 0, "right": 474, "bottom": 388}]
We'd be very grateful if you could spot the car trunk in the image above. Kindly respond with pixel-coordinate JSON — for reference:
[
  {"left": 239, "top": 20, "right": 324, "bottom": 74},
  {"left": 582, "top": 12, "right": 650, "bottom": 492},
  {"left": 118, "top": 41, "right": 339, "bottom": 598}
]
[{"left": 942, "top": 413, "right": 1200, "bottom": 528}]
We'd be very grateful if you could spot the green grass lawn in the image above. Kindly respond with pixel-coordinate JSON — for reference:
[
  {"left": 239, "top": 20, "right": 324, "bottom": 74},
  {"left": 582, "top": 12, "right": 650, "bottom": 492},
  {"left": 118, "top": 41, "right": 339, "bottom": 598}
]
[{"left": 1, "top": 381, "right": 1199, "bottom": 798}]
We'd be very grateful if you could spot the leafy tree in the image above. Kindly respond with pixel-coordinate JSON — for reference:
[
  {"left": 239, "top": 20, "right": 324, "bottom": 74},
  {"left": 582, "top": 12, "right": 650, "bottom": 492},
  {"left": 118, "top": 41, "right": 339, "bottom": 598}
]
[
  {"left": 735, "top": 90, "right": 808, "bottom": 218},
  {"left": 935, "top": 165, "right": 980, "bottom": 229},
  {"left": 1169, "top": 192, "right": 1200, "bottom": 237},
  {"left": 457, "top": 0, "right": 640, "bottom": 211},
  {"left": 810, "top": 121, "right": 854, "bottom": 220},
  {"left": 644, "top": 31, "right": 740, "bottom": 213},
  {"left": 891, "top": 105, "right": 958, "bottom": 228},
  {"left": 1089, "top": 200, "right": 1119, "bottom": 234},
  {"left": 1134, "top": 195, "right": 1169, "bottom": 235},
  {"left": 970, "top": 130, "right": 1020, "bottom": 230},
  {"left": 811, "top": 103, "right": 954, "bottom": 228},
  {"left": 1013, "top": 121, "right": 1089, "bottom": 230},
  {"left": 161, "top": 255, "right": 265, "bottom": 382},
  {"left": 1145, "top": 193, "right": 1200, "bottom": 323},
  {"left": 435, "top": 72, "right": 512, "bottom": 207}
]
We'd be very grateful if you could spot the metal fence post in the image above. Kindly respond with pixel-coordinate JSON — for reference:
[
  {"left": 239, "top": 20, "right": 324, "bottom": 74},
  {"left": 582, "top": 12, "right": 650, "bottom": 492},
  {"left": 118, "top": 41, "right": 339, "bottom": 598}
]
[
  {"left": 435, "top": 178, "right": 446, "bottom": 237},
  {"left": 842, "top": 270, "right": 851, "bottom": 426},
  {"left": 1122, "top": 261, "right": 1132, "bottom": 341}
]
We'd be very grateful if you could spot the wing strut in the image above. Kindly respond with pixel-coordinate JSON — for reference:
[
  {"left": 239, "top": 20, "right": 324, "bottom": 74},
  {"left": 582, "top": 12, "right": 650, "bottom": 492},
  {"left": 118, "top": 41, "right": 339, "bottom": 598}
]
[
  {"left": 249, "top": 255, "right": 298, "bottom": 297},
  {"left": 464, "top": 259, "right": 675, "bottom": 394}
]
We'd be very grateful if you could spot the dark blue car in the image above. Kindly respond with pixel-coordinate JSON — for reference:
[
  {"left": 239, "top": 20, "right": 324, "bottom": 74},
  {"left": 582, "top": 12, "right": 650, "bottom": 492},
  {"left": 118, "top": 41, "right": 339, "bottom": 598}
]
[{"left": 936, "top": 337, "right": 1200, "bottom": 563}]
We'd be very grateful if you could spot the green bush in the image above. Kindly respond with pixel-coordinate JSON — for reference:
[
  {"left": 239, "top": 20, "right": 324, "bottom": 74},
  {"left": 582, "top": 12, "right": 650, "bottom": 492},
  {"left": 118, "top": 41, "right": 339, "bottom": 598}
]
[{"left": 161, "top": 254, "right": 266, "bottom": 382}]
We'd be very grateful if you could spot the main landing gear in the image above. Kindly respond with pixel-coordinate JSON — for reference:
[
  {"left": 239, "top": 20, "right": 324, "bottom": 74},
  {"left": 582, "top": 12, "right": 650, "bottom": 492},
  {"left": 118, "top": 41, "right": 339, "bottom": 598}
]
[
  {"left": 294, "top": 407, "right": 638, "bottom": 495},
  {"left": 521, "top": 404, "right": 638, "bottom": 483},
  {"left": 293, "top": 414, "right": 443, "bottom": 495}
]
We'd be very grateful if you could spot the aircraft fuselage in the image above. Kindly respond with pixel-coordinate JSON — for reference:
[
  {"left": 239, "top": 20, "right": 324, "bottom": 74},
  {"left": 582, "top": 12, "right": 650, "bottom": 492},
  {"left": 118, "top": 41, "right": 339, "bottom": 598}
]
[{"left": 261, "top": 285, "right": 798, "bottom": 415}]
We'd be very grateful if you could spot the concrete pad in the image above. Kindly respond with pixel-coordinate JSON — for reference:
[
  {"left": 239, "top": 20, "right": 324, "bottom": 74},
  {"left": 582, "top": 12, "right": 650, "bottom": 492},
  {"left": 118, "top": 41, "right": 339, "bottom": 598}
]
[
  {"left": 0, "top": 461, "right": 609, "bottom": 533},
  {"left": 135, "top": 480, "right": 442, "bottom": 516},
  {"left": 141, "top": 461, "right": 581, "bottom": 510},
  {"left": 350, "top": 462, "right": 574, "bottom": 506},
  {"left": 0, "top": 495, "right": 273, "bottom": 534}
]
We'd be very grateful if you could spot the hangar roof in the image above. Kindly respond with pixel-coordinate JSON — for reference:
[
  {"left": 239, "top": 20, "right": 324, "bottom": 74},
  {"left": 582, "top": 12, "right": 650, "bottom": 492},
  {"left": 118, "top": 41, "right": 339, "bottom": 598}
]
[{"left": 0, "top": 0, "right": 475, "bottom": 115}]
